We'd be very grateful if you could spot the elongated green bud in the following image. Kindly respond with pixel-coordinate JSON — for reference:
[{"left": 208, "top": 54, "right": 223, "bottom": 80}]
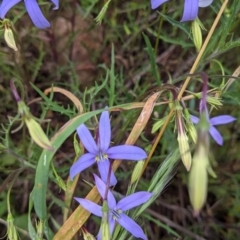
[
  {"left": 175, "top": 102, "right": 192, "bottom": 171},
  {"left": 151, "top": 116, "right": 167, "bottom": 133},
  {"left": 81, "top": 227, "right": 95, "bottom": 240},
  {"left": 10, "top": 80, "right": 53, "bottom": 151},
  {"left": 191, "top": 19, "right": 202, "bottom": 51},
  {"left": 131, "top": 160, "right": 144, "bottom": 184},
  {"left": 184, "top": 108, "right": 197, "bottom": 144},
  {"left": 7, "top": 213, "right": 18, "bottom": 240},
  {"left": 73, "top": 133, "right": 82, "bottom": 156},
  {"left": 177, "top": 132, "right": 192, "bottom": 171},
  {"left": 188, "top": 143, "right": 208, "bottom": 216},
  {"left": 24, "top": 115, "right": 54, "bottom": 151}
]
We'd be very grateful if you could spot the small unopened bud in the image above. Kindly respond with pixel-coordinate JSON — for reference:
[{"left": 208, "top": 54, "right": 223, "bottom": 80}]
[
  {"left": 188, "top": 123, "right": 197, "bottom": 144},
  {"left": 131, "top": 160, "right": 144, "bottom": 184},
  {"left": 81, "top": 227, "right": 95, "bottom": 240},
  {"left": 4, "top": 26, "right": 18, "bottom": 51},
  {"left": 24, "top": 115, "right": 54, "bottom": 151},
  {"left": 184, "top": 108, "right": 197, "bottom": 144},
  {"left": 7, "top": 213, "right": 18, "bottom": 240},
  {"left": 188, "top": 143, "right": 208, "bottom": 216},
  {"left": 10, "top": 80, "right": 53, "bottom": 151},
  {"left": 175, "top": 102, "right": 192, "bottom": 171},
  {"left": 178, "top": 132, "right": 192, "bottom": 171},
  {"left": 73, "top": 133, "right": 82, "bottom": 156},
  {"left": 191, "top": 18, "right": 205, "bottom": 52},
  {"left": 151, "top": 116, "right": 167, "bottom": 133},
  {"left": 56, "top": 176, "right": 66, "bottom": 191},
  {"left": 206, "top": 96, "right": 222, "bottom": 107}
]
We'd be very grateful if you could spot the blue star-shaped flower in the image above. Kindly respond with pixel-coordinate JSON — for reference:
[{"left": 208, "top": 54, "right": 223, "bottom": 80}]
[
  {"left": 0, "top": 0, "right": 59, "bottom": 28},
  {"left": 151, "top": 0, "right": 213, "bottom": 21},
  {"left": 75, "top": 174, "right": 152, "bottom": 240},
  {"left": 191, "top": 114, "right": 236, "bottom": 145},
  {"left": 70, "top": 109, "right": 147, "bottom": 186}
]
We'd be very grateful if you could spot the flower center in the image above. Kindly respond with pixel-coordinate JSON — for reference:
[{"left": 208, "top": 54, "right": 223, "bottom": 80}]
[
  {"left": 112, "top": 209, "right": 122, "bottom": 220},
  {"left": 95, "top": 151, "right": 108, "bottom": 162}
]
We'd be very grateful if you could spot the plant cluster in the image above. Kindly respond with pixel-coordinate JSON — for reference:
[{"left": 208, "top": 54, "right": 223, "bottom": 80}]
[{"left": 0, "top": 0, "right": 239, "bottom": 239}]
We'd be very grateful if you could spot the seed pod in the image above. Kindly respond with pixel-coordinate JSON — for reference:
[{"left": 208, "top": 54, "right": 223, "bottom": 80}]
[{"left": 4, "top": 26, "right": 18, "bottom": 51}]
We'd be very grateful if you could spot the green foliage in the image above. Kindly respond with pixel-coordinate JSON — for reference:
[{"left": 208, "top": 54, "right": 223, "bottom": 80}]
[{"left": 0, "top": 1, "right": 240, "bottom": 240}]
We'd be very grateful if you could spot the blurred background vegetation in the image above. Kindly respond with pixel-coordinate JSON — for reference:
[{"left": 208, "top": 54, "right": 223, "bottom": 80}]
[{"left": 0, "top": 0, "right": 240, "bottom": 239}]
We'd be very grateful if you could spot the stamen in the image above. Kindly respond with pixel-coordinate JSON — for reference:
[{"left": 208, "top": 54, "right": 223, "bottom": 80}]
[
  {"left": 112, "top": 210, "right": 121, "bottom": 219},
  {"left": 95, "top": 151, "right": 108, "bottom": 162}
]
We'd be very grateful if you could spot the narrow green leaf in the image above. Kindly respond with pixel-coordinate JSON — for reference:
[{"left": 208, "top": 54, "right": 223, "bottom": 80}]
[{"left": 142, "top": 33, "right": 161, "bottom": 85}]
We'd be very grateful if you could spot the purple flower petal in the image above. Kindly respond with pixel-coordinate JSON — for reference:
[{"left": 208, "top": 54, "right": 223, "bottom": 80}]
[
  {"left": 99, "top": 110, "right": 111, "bottom": 152},
  {"left": 94, "top": 174, "right": 116, "bottom": 208},
  {"left": 50, "top": 0, "right": 59, "bottom": 9},
  {"left": 77, "top": 124, "right": 98, "bottom": 154},
  {"left": 209, "top": 126, "right": 223, "bottom": 145},
  {"left": 69, "top": 153, "right": 95, "bottom": 180},
  {"left": 210, "top": 115, "right": 236, "bottom": 126},
  {"left": 181, "top": 0, "right": 199, "bottom": 22},
  {"left": 117, "top": 192, "right": 152, "bottom": 211},
  {"left": 117, "top": 213, "right": 147, "bottom": 240},
  {"left": 107, "top": 145, "right": 147, "bottom": 160},
  {"left": 109, "top": 216, "right": 115, "bottom": 235},
  {"left": 151, "top": 0, "right": 169, "bottom": 9},
  {"left": 190, "top": 115, "right": 200, "bottom": 124},
  {"left": 97, "top": 160, "right": 117, "bottom": 186},
  {"left": 0, "top": 0, "right": 21, "bottom": 18},
  {"left": 24, "top": 0, "right": 50, "bottom": 28},
  {"left": 198, "top": 0, "right": 213, "bottom": 7},
  {"left": 74, "top": 198, "right": 102, "bottom": 217}
]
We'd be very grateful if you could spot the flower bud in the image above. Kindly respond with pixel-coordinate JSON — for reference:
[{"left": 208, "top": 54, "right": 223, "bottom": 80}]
[
  {"left": 188, "top": 143, "right": 208, "bottom": 216},
  {"left": 81, "top": 227, "right": 95, "bottom": 240},
  {"left": 191, "top": 18, "right": 205, "bottom": 52},
  {"left": 131, "top": 160, "right": 144, "bottom": 184},
  {"left": 177, "top": 132, "right": 192, "bottom": 171},
  {"left": 73, "top": 133, "right": 82, "bottom": 156},
  {"left": 184, "top": 108, "right": 197, "bottom": 143},
  {"left": 10, "top": 81, "right": 53, "bottom": 151},
  {"left": 206, "top": 96, "right": 222, "bottom": 107},
  {"left": 7, "top": 213, "right": 18, "bottom": 240},
  {"left": 24, "top": 115, "right": 54, "bottom": 151},
  {"left": 4, "top": 26, "right": 18, "bottom": 51},
  {"left": 151, "top": 116, "right": 167, "bottom": 133},
  {"left": 56, "top": 176, "right": 66, "bottom": 191},
  {"left": 175, "top": 102, "right": 192, "bottom": 171}
]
